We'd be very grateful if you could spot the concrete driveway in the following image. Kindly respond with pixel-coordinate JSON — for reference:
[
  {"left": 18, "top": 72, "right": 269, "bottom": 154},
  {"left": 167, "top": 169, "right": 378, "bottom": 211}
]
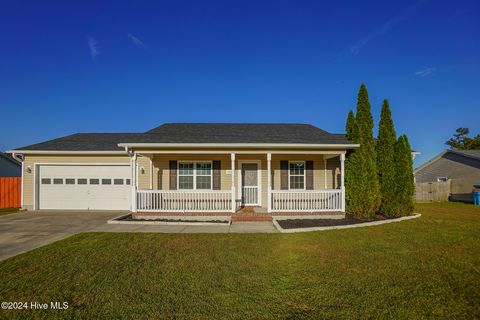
[
  {"left": 0, "top": 210, "right": 276, "bottom": 261},
  {"left": 0, "top": 210, "right": 122, "bottom": 261}
]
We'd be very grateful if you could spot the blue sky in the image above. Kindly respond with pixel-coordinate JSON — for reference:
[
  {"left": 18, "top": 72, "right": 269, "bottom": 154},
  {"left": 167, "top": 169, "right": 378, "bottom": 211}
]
[{"left": 1, "top": 0, "right": 478, "bottom": 167}]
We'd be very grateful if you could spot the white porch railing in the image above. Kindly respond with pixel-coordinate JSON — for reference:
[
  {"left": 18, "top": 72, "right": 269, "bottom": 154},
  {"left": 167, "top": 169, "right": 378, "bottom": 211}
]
[
  {"left": 137, "top": 190, "right": 233, "bottom": 212},
  {"left": 271, "top": 189, "right": 342, "bottom": 212}
]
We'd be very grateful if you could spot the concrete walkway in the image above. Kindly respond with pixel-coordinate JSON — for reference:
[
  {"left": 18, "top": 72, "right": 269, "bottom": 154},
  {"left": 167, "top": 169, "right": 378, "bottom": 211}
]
[{"left": 0, "top": 210, "right": 277, "bottom": 261}]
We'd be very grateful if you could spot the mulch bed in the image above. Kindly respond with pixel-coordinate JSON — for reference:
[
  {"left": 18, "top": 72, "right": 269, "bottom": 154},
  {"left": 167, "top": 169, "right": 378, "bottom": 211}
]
[
  {"left": 277, "top": 215, "right": 394, "bottom": 229},
  {"left": 117, "top": 215, "right": 229, "bottom": 224}
]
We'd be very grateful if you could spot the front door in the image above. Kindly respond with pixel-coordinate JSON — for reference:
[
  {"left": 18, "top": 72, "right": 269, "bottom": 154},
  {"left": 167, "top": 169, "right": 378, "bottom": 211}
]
[{"left": 241, "top": 163, "right": 259, "bottom": 206}]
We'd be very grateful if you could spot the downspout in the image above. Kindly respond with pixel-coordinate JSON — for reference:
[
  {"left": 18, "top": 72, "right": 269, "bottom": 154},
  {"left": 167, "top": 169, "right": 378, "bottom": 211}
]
[{"left": 12, "top": 153, "right": 24, "bottom": 210}]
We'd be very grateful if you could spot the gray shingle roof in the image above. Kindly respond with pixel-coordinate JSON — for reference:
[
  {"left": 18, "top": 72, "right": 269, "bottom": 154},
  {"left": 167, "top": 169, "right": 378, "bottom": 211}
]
[
  {"left": 14, "top": 123, "right": 353, "bottom": 152},
  {"left": 0, "top": 152, "right": 20, "bottom": 166},
  {"left": 449, "top": 149, "right": 480, "bottom": 160},
  {"left": 144, "top": 123, "right": 350, "bottom": 144}
]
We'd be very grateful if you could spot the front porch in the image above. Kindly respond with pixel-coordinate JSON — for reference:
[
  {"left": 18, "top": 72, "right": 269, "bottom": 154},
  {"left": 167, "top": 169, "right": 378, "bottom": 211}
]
[
  {"left": 135, "top": 189, "right": 344, "bottom": 213},
  {"left": 130, "top": 151, "right": 346, "bottom": 217}
]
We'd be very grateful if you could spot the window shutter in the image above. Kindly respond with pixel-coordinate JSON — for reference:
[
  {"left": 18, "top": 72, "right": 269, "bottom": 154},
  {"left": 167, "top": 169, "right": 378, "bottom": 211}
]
[
  {"left": 169, "top": 160, "right": 177, "bottom": 190},
  {"left": 212, "top": 160, "right": 221, "bottom": 190},
  {"left": 306, "top": 160, "right": 314, "bottom": 190},
  {"left": 280, "top": 160, "right": 288, "bottom": 190}
]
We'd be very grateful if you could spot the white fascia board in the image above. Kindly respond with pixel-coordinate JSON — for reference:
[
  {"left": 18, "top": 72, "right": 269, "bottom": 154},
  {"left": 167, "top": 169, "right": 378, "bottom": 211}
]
[
  {"left": 117, "top": 143, "right": 359, "bottom": 149},
  {"left": 6, "top": 150, "right": 127, "bottom": 155}
]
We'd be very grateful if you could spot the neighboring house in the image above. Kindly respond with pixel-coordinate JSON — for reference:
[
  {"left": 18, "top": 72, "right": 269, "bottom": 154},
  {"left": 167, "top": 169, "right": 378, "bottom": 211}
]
[
  {"left": 414, "top": 149, "right": 480, "bottom": 203},
  {"left": 8, "top": 123, "right": 358, "bottom": 218},
  {"left": 0, "top": 152, "right": 21, "bottom": 177}
]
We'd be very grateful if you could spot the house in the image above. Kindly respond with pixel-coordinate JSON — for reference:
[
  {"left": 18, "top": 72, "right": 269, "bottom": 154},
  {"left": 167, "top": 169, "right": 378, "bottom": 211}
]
[
  {"left": 414, "top": 149, "right": 480, "bottom": 203},
  {"left": 0, "top": 152, "right": 21, "bottom": 177},
  {"left": 8, "top": 123, "right": 358, "bottom": 218}
]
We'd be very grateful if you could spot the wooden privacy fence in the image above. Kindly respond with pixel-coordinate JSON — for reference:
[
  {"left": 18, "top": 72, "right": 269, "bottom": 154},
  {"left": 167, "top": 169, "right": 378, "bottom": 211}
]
[
  {"left": 415, "top": 180, "right": 451, "bottom": 202},
  {"left": 0, "top": 177, "right": 21, "bottom": 208}
]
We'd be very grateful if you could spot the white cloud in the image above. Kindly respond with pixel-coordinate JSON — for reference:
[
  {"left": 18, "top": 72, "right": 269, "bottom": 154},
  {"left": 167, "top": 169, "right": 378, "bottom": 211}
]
[
  {"left": 87, "top": 36, "right": 99, "bottom": 61},
  {"left": 415, "top": 67, "right": 435, "bottom": 77},
  {"left": 127, "top": 33, "right": 145, "bottom": 49}
]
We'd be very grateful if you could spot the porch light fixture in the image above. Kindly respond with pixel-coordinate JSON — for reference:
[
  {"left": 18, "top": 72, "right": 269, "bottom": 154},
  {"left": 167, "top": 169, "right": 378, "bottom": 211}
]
[
  {"left": 140, "top": 167, "right": 145, "bottom": 174},
  {"left": 27, "top": 166, "right": 32, "bottom": 173}
]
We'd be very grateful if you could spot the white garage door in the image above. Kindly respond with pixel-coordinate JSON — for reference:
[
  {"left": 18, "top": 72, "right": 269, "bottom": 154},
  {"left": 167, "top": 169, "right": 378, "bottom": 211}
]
[{"left": 38, "top": 165, "right": 131, "bottom": 210}]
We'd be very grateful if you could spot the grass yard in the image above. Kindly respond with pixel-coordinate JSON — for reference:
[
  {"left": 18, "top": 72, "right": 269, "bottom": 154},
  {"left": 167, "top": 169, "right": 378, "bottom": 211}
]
[{"left": 0, "top": 203, "right": 479, "bottom": 319}]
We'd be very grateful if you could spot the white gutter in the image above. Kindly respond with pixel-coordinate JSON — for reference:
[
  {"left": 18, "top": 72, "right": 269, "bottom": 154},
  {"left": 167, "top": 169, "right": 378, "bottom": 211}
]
[
  {"left": 6, "top": 143, "right": 359, "bottom": 155},
  {"left": 117, "top": 143, "right": 359, "bottom": 149},
  {"left": 6, "top": 150, "right": 127, "bottom": 155}
]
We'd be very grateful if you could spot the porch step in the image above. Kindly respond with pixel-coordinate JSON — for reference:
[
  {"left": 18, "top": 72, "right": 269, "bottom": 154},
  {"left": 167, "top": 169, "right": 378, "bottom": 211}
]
[{"left": 231, "top": 214, "right": 272, "bottom": 222}]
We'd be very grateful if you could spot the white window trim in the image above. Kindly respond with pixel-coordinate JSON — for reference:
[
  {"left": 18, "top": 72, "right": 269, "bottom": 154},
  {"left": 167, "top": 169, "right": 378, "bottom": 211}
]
[
  {"left": 288, "top": 160, "right": 306, "bottom": 190},
  {"left": 177, "top": 161, "right": 213, "bottom": 190},
  {"left": 436, "top": 176, "right": 448, "bottom": 182}
]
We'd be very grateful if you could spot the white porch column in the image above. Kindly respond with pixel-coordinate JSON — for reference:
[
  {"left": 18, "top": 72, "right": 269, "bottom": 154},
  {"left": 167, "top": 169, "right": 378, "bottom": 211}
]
[
  {"left": 231, "top": 153, "right": 236, "bottom": 213},
  {"left": 267, "top": 153, "right": 272, "bottom": 213},
  {"left": 340, "top": 153, "right": 345, "bottom": 213},
  {"left": 149, "top": 155, "right": 153, "bottom": 190},
  {"left": 131, "top": 152, "right": 137, "bottom": 212}
]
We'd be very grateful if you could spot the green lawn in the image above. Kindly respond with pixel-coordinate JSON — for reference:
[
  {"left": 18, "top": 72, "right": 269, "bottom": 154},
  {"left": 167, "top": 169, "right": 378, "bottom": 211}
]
[
  {"left": 0, "top": 203, "right": 479, "bottom": 319},
  {"left": 0, "top": 208, "right": 19, "bottom": 216}
]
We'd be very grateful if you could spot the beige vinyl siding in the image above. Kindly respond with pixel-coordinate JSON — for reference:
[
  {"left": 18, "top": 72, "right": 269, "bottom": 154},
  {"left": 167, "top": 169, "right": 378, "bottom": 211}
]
[
  {"left": 272, "top": 154, "right": 341, "bottom": 191},
  {"left": 325, "top": 156, "right": 341, "bottom": 189},
  {"left": 149, "top": 153, "right": 342, "bottom": 210},
  {"left": 22, "top": 151, "right": 344, "bottom": 211},
  {"left": 136, "top": 154, "right": 152, "bottom": 189},
  {"left": 22, "top": 155, "right": 130, "bottom": 210},
  {"left": 151, "top": 154, "right": 232, "bottom": 191}
]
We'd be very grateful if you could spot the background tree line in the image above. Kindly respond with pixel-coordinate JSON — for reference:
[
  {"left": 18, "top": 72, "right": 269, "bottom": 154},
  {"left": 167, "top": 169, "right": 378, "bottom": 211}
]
[{"left": 446, "top": 128, "right": 480, "bottom": 150}]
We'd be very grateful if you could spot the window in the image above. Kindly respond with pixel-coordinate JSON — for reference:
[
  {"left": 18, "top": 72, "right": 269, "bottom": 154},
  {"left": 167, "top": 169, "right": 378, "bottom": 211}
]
[
  {"left": 196, "top": 162, "right": 212, "bottom": 189},
  {"left": 178, "top": 161, "right": 212, "bottom": 190},
  {"left": 178, "top": 163, "right": 194, "bottom": 189},
  {"left": 53, "top": 178, "right": 63, "bottom": 185},
  {"left": 65, "top": 179, "right": 75, "bottom": 185},
  {"left": 126, "top": 179, "right": 131, "bottom": 185},
  {"left": 41, "top": 178, "right": 51, "bottom": 184},
  {"left": 437, "top": 177, "right": 448, "bottom": 182},
  {"left": 102, "top": 179, "right": 112, "bottom": 185},
  {"left": 289, "top": 161, "right": 305, "bottom": 190},
  {"left": 77, "top": 179, "right": 87, "bottom": 185},
  {"left": 90, "top": 179, "right": 99, "bottom": 185},
  {"left": 114, "top": 179, "right": 124, "bottom": 185}
]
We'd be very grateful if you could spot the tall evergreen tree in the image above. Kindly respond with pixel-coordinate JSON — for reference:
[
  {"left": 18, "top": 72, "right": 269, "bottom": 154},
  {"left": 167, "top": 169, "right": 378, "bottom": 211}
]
[
  {"left": 345, "top": 84, "right": 381, "bottom": 217},
  {"left": 345, "top": 110, "right": 356, "bottom": 141},
  {"left": 393, "top": 135, "right": 415, "bottom": 216},
  {"left": 376, "top": 100, "right": 397, "bottom": 217}
]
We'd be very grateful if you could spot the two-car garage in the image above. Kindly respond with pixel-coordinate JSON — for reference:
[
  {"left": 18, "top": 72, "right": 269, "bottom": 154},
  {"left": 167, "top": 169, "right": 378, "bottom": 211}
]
[{"left": 36, "top": 164, "right": 132, "bottom": 210}]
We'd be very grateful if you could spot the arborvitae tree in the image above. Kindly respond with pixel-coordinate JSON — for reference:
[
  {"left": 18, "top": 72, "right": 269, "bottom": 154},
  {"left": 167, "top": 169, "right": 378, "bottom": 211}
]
[
  {"left": 376, "top": 100, "right": 398, "bottom": 217},
  {"left": 393, "top": 135, "right": 415, "bottom": 216},
  {"left": 345, "top": 110, "right": 356, "bottom": 141},
  {"left": 345, "top": 84, "right": 381, "bottom": 218}
]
